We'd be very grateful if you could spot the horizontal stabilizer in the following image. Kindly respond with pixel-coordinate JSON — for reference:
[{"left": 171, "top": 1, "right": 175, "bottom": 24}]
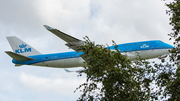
[{"left": 5, "top": 51, "right": 35, "bottom": 61}]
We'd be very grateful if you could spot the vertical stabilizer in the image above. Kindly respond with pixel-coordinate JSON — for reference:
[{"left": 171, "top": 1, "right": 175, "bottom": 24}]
[{"left": 6, "top": 36, "right": 41, "bottom": 56}]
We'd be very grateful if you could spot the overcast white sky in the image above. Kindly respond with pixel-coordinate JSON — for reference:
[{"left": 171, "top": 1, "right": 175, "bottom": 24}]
[{"left": 0, "top": 0, "right": 173, "bottom": 101}]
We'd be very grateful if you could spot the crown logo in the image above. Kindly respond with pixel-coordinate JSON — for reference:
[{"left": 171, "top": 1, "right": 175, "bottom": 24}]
[
  {"left": 19, "top": 44, "right": 27, "bottom": 48},
  {"left": 140, "top": 44, "right": 149, "bottom": 48}
]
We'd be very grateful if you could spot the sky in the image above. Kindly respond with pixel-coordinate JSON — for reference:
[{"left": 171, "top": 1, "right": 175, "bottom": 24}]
[{"left": 0, "top": 0, "right": 173, "bottom": 101}]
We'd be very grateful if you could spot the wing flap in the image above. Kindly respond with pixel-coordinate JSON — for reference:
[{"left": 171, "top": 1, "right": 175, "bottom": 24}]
[{"left": 5, "top": 51, "right": 35, "bottom": 61}]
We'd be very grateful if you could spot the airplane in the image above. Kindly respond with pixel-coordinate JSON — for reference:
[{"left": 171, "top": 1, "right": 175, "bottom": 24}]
[{"left": 5, "top": 25, "right": 174, "bottom": 70}]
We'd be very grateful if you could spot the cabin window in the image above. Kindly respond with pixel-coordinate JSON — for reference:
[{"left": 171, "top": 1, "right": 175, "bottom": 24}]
[
  {"left": 145, "top": 42, "right": 151, "bottom": 44},
  {"left": 123, "top": 44, "right": 136, "bottom": 46}
]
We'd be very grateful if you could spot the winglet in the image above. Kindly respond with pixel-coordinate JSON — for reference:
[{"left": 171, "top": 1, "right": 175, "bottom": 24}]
[
  {"left": 43, "top": 25, "right": 54, "bottom": 30},
  {"left": 64, "top": 69, "right": 72, "bottom": 72}
]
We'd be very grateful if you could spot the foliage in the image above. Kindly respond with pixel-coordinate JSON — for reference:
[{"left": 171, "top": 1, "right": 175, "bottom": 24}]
[
  {"left": 75, "top": 37, "right": 157, "bottom": 101},
  {"left": 75, "top": 1, "right": 180, "bottom": 101},
  {"left": 159, "top": 1, "right": 180, "bottom": 100}
]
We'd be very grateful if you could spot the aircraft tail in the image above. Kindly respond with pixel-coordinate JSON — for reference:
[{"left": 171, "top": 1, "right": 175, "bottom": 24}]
[{"left": 6, "top": 36, "right": 41, "bottom": 56}]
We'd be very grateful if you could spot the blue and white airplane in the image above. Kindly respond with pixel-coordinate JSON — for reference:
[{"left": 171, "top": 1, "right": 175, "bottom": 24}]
[{"left": 5, "top": 25, "right": 174, "bottom": 69}]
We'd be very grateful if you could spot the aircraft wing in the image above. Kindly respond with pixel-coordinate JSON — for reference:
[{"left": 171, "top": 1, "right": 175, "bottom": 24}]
[
  {"left": 64, "top": 68, "right": 85, "bottom": 73},
  {"left": 44, "top": 25, "right": 84, "bottom": 52}
]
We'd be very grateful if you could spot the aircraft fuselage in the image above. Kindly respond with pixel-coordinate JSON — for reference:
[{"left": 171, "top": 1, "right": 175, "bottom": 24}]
[{"left": 12, "top": 40, "right": 173, "bottom": 68}]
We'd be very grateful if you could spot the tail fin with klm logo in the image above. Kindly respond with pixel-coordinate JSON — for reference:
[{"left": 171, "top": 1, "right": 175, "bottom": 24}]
[{"left": 6, "top": 36, "right": 41, "bottom": 56}]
